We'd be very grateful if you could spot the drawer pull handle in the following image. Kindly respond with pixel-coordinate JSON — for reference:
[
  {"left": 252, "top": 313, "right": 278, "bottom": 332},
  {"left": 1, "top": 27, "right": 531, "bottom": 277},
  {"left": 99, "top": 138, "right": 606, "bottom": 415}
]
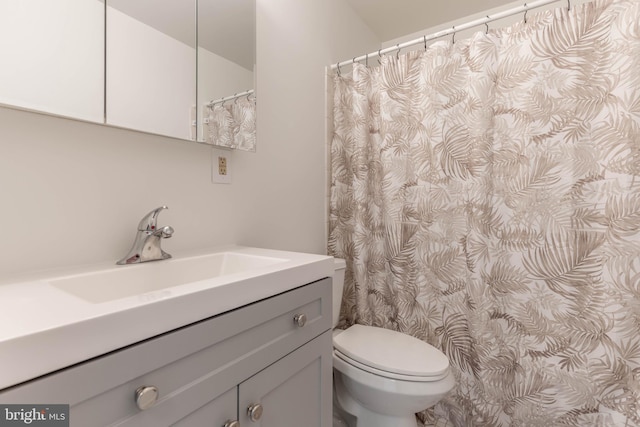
[
  {"left": 293, "top": 313, "right": 307, "bottom": 328},
  {"left": 247, "top": 403, "right": 263, "bottom": 422},
  {"left": 135, "top": 385, "right": 159, "bottom": 410},
  {"left": 223, "top": 420, "right": 240, "bottom": 427}
]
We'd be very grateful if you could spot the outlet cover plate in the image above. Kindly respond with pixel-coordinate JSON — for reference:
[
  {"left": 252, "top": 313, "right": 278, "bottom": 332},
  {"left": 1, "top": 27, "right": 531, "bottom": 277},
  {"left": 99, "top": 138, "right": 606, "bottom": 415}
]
[{"left": 212, "top": 147, "right": 232, "bottom": 184}]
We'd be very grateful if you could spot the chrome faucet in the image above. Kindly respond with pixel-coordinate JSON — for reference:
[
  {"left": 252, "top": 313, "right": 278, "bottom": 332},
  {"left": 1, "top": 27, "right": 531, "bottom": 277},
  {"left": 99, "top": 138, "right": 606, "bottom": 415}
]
[{"left": 117, "top": 206, "right": 174, "bottom": 265}]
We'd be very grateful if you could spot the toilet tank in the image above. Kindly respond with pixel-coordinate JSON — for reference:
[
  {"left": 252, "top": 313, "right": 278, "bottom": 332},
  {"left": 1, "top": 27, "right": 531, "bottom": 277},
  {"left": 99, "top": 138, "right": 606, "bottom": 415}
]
[{"left": 333, "top": 258, "right": 346, "bottom": 328}]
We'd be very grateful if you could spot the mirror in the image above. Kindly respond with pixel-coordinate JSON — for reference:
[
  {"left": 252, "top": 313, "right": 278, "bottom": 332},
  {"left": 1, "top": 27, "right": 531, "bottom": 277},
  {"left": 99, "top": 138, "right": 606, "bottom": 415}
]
[
  {"left": 198, "top": 0, "right": 256, "bottom": 149},
  {"left": 0, "top": 0, "right": 255, "bottom": 145},
  {"left": 106, "top": 0, "right": 197, "bottom": 140},
  {"left": 0, "top": 0, "right": 104, "bottom": 123}
]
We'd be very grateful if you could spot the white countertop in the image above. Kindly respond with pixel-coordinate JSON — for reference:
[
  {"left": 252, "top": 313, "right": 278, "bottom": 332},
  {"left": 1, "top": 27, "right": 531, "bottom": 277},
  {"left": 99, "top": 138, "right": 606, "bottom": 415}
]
[{"left": 0, "top": 246, "right": 334, "bottom": 390}]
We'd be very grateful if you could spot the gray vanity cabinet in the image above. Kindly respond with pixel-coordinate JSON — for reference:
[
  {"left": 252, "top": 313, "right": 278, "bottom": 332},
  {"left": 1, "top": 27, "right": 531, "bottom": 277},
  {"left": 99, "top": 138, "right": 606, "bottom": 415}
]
[
  {"left": 173, "top": 387, "right": 237, "bottom": 427},
  {"left": 238, "top": 331, "right": 332, "bottom": 427},
  {"left": 0, "top": 278, "right": 332, "bottom": 427}
]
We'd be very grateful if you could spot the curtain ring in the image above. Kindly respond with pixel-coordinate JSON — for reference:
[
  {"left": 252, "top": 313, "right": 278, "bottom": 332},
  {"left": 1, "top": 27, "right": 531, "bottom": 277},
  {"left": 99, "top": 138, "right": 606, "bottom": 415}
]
[
  {"left": 396, "top": 44, "right": 401, "bottom": 59},
  {"left": 377, "top": 48, "right": 384, "bottom": 64},
  {"left": 424, "top": 35, "right": 427, "bottom": 51},
  {"left": 452, "top": 26, "right": 456, "bottom": 44},
  {"left": 567, "top": 0, "right": 571, "bottom": 10},
  {"left": 485, "top": 16, "right": 490, "bottom": 34},
  {"left": 365, "top": 53, "right": 369, "bottom": 67},
  {"left": 524, "top": 4, "right": 528, "bottom": 24},
  {"left": 336, "top": 62, "right": 341, "bottom": 76},
  {"left": 234, "top": 94, "right": 240, "bottom": 105}
]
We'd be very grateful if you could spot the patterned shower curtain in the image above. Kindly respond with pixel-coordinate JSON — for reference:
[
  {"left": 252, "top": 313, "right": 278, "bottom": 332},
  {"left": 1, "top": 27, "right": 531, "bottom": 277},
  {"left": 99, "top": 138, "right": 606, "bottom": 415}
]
[
  {"left": 205, "top": 97, "right": 256, "bottom": 151},
  {"left": 329, "top": 0, "right": 640, "bottom": 425}
]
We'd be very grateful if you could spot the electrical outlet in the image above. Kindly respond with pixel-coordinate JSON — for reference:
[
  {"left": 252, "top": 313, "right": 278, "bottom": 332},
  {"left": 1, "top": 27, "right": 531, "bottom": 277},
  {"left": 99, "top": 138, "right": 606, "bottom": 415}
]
[
  {"left": 212, "top": 148, "right": 232, "bottom": 184},
  {"left": 218, "top": 156, "right": 227, "bottom": 175}
]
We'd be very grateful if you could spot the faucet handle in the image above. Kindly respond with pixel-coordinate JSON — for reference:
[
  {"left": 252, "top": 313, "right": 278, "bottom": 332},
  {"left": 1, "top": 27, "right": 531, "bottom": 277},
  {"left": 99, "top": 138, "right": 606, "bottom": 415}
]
[{"left": 137, "top": 206, "right": 168, "bottom": 232}]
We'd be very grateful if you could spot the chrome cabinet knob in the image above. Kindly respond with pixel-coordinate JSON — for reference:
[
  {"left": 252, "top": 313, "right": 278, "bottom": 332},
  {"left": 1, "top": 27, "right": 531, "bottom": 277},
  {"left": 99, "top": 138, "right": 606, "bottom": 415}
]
[
  {"left": 293, "top": 313, "right": 307, "bottom": 327},
  {"left": 223, "top": 420, "right": 240, "bottom": 427},
  {"left": 135, "top": 385, "right": 159, "bottom": 410},
  {"left": 247, "top": 403, "right": 263, "bottom": 422}
]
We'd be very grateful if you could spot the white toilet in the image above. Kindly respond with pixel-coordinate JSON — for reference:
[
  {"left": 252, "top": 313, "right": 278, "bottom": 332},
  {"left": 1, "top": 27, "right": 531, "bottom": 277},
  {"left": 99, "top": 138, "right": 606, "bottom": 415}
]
[{"left": 332, "top": 258, "right": 455, "bottom": 427}]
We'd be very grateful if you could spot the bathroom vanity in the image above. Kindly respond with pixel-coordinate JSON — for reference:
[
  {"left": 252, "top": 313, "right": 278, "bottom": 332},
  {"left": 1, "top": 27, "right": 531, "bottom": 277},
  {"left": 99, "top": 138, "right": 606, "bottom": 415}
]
[{"left": 0, "top": 247, "right": 333, "bottom": 427}]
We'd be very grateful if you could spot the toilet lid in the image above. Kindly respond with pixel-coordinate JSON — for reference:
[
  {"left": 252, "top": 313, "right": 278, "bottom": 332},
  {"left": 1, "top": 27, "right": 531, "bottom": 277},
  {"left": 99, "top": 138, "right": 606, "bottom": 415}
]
[{"left": 333, "top": 325, "right": 449, "bottom": 378}]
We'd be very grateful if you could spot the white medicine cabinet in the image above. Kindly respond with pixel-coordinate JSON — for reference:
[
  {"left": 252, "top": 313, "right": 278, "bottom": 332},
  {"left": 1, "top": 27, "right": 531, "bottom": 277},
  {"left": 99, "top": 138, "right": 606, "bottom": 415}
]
[{"left": 0, "top": 0, "right": 255, "bottom": 143}]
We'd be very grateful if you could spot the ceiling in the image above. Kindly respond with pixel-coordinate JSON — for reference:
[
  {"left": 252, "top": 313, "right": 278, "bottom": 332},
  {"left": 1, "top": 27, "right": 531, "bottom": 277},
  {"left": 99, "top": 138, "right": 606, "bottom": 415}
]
[
  {"left": 199, "top": 0, "right": 254, "bottom": 71},
  {"left": 108, "top": 0, "right": 254, "bottom": 71},
  {"left": 108, "top": 0, "right": 550, "bottom": 72},
  {"left": 345, "top": 0, "right": 520, "bottom": 42}
]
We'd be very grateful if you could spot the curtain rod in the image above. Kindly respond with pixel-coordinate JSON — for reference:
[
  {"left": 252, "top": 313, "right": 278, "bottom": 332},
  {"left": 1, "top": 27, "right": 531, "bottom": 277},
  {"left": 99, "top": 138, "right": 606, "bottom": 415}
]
[
  {"left": 331, "top": 0, "right": 566, "bottom": 70},
  {"left": 208, "top": 89, "right": 255, "bottom": 107}
]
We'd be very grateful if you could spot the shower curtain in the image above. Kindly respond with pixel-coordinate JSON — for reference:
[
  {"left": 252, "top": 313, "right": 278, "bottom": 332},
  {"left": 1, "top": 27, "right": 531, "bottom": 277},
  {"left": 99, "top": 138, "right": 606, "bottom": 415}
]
[
  {"left": 205, "top": 97, "right": 256, "bottom": 151},
  {"left": 329, "top": 0, "right": 640, "bottom": 425}
]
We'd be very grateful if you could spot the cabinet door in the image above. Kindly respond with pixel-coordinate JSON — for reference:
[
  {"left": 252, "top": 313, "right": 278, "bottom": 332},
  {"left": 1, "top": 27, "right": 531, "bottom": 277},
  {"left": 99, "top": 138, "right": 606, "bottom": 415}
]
[
  {"left": 238, "top": 331, "right": 333, "bottom": 427},
  {"left": 172, "top": 387, "right": 237, "bottom": 427},
  {"left": 0, "top": 279, "right": 331, "bottom": 426},
  {"left": 0, "top": 0, "right": 104, "bottom": 122}
]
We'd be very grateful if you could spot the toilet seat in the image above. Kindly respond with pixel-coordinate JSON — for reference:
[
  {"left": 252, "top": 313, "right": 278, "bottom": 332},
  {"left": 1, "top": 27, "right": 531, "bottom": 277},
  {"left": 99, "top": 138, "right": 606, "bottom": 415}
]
[
  {"left": 333, "top": 325, "right": 449, "bottom": 381},
  {"left": 334, "top": 350, "right": 448, "bottom": 381}
]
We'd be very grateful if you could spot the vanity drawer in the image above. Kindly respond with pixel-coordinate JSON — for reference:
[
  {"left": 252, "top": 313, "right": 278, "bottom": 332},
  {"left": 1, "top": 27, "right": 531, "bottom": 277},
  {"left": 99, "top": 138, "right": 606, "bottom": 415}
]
[{"left": 0, "top": 278, "right": 331, "bottom": 426}]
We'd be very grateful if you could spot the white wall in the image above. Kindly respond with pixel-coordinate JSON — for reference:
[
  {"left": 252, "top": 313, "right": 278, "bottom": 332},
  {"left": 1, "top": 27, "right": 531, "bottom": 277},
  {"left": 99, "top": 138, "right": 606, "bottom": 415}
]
[
  {"left": 0, "top": 0, "right": 378, "bottom": 279},
  {"left": 0, "top": 108, "right": 236, "bottom": 279},
  {"left": 232, "top": 0, "right": 379, "bottom": 255}
]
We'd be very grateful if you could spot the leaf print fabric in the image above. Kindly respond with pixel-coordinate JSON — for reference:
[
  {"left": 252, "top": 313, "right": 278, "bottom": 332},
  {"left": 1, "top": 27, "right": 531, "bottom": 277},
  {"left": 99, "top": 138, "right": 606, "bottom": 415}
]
[
  {"left": 207, "top": 104, "right": 234, "bottom": 148},
  {"left": 328, "top": 0, "right": 640, "bottom": 425},
  {"left": 205, "top": 97, "right": 256, "bottom": 151}
]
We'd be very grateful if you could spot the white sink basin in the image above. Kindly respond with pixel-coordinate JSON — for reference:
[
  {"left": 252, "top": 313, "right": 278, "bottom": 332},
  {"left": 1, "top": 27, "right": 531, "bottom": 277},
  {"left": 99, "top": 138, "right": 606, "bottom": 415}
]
[
  {"left": 51, "top": 252, "right": 288, "bottom": 303},
  {"left": 0, "top": 246, "right": 334, "bottom": 390}
]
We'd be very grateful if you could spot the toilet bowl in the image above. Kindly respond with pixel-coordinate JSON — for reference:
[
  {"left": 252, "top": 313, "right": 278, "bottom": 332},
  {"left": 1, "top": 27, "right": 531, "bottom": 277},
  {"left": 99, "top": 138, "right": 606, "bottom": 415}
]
[{"left": 332, "top": 259, "right": 455, "bottom": 427}]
